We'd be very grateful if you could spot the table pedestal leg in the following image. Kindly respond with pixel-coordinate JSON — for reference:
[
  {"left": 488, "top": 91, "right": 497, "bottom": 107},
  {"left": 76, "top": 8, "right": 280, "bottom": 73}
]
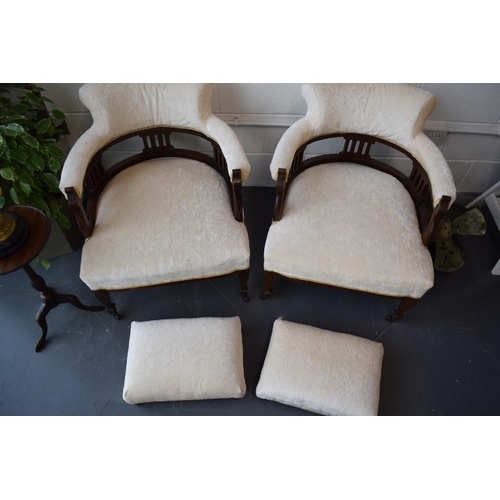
[{"left": 23, "top": 264, "right": 105, "bottom": 352}]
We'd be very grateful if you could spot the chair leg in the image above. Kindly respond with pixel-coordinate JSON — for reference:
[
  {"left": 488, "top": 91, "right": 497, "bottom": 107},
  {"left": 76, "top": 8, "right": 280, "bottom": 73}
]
[
  {"left": 93, "top": 290, "right": 121, "bottom": 320},
  {"left": 386, "top": 297, "right": 419, "bottom": 322},
  {"left": 237, "top": 269, "right": 250, "bottom": 302},
  {"left": 259, "top": 271, "right": 276, "bottom": 300}
]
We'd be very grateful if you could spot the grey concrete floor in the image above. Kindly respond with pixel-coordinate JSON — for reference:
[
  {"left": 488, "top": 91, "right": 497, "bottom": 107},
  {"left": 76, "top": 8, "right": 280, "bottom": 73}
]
[{"left": 1, "top": 187, "right": 499, "bottom": 415}]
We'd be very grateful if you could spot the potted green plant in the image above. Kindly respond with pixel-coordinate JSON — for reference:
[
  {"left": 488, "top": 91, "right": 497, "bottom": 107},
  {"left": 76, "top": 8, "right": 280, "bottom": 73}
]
[{"left": 0, "top": 83, "right": 70, "bottom": 269}]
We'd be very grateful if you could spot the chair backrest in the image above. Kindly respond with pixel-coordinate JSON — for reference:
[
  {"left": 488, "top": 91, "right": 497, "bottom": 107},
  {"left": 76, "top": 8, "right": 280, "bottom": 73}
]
[
  {"left": 301, "top": 83, "right": 436, "bottom": 148},
  {"left": 80, "top": 83, "right": 215, "bottom": 142}
]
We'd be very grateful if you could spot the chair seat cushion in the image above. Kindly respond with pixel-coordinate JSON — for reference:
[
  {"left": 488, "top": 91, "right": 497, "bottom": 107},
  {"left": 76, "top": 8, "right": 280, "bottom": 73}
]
[
  {"left": 80, "top": 158, "right": 250, "bottom": 290},
  {"left": 123, "top": 316, "right": 246, "bottom": 404},
  {"left": 256, "top": 319, "right": 384, "bottom": 416},
  {"left": 264, "top": 163, "right": 434, "bottom": 298}
]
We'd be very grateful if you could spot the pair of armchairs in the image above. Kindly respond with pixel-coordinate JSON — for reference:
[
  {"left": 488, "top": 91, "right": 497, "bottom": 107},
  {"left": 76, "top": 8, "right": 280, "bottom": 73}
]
[{"left": 59, "top": 83, "right": 456, "bottom": 322}]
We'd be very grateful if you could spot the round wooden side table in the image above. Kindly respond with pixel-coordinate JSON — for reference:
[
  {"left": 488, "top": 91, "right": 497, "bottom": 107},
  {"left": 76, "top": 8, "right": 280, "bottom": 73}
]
[{"left": 0, "top": 205, "right": 104, "bottom": 352}]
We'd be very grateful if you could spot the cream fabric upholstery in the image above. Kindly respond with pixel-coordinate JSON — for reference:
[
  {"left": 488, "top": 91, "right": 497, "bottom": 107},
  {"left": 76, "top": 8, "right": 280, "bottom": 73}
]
[
  {"left": 269, "top": 83, "right": 456, "bottom": 207},
  {"left": 408, "top": 133, "right": 457, "bottom": 207},
  {"left": 256, "top": 319, "right": 384, "bottom": 416},
  {"left": 264, "top": 163, "right": 434, "bottom": 299},
  {"left": 80, "top": 158, "right": 249, "bottom": 291},
  {"left": 123, "top": 317, "right": 246, "bottom": 404},
  {"left": 301, "top": 83, "right": 436, "bottom": 147},
  {"left": 59, "top": 83, "right": 251, "bottom": 198}
]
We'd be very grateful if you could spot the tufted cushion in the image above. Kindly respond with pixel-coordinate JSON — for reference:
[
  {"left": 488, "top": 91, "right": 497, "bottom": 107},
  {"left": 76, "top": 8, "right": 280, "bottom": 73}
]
[
  {"left": 80, "top": 158, "right": 250, "bottom": 291},
  {"left": 256, "top": 319, "right": 384, "bottom": 416},
  {"left": 123, "top": 317, "right": 246, "bottom": 404},
  {"left": 264, "top": 163, "right": 434, "bottom": 299}
]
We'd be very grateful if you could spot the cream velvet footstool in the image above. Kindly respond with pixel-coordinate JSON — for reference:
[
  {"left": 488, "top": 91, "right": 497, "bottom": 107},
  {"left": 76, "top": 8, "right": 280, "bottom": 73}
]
[
  {"left": 256, "top": 319, "right": 384, "bottom": 416},
  {"left": 123, "top": 317, "right": 246, "bottom": 404}
]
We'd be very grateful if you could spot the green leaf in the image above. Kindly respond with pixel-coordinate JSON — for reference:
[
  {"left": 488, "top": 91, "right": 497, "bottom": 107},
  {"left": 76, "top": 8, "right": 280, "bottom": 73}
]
[
  {"left": 22, "top": 135, "right": 39, "bottom": 148},
  {"left": 51, "top": 109, "right": 66, "bottom": 120},
  {"left": 32, "top": 86, "right": 46, "bottom": 93},
  {"left": 0, "top": 167, "right": 16, "bottom": 180},
  {"left": 9, "top": 118, "right": 31, "bottom": 129},
  {"left": 8, "top": 148, "right": 27, "bottom": 162},
  {"left": 19, "top": 182, "right": 31, "bottom": 195},
  {"left": 49, "top": 200, "right": 62, "bottom": 214},
  {"left": 31, "top": 154, "right": 44, "bottom": 170},
  {"left": 40, "top": 96, "right": 54, "bottom": 104},
  {"left": 43, "top": 172, "right": 60, "bottom": 189},
  {"left": 10, "top": 187, "right": 19, "bottom": 204},
  {"left": 23, "top": 162, "right": 34, "bottom": 175},
  {"left": 47, "top": 144, "right": 64, "bottom": 157},
  {"left": 17, "top": 172, "right": 33, "bottom": 185},
  {"left": 30, "top": 193, "right": 48, "bottom": 211},
  {"left": 24, "top": 92, "right": 43, "bottom": 108},
  {"left": 54, "top": 212, "right": 70, "bottom": 229},
  {"left": 0, "top": 196, "right": 4, "bottom": 208},
  {"left": 48, "top": 157, "right": 61, "bottom": 173},
  {"left": 36, "top": 118, "right": 51, "bottom": 135},
  {"left": 6, "top": 123, "right": 24, "bottom": 136},
  {"left": 10, "top": 103, "right": 31, "bottom": 113},
  {"left": 31, "top": 257, "right": 50, "bottom": 271}
]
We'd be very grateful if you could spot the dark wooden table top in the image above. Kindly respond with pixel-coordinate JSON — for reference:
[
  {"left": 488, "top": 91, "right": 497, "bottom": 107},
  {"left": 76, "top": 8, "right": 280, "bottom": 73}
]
[{"left": 0, "top": 206, "right": 50, "bottom": 276}]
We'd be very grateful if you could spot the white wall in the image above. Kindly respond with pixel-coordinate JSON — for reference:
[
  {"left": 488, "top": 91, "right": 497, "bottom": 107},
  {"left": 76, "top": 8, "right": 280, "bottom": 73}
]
[{"left": 41, "top": 83, "right": 500, "bottom": 193}]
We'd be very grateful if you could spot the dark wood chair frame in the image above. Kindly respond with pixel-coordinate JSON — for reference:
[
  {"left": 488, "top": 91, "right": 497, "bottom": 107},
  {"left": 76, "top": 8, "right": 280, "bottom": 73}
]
[
  {"left": 65, "top": 126, "right": 250, "bottom": 319},
  {"left": 260, "top": 132, "right": 451, "bottom": 322}
]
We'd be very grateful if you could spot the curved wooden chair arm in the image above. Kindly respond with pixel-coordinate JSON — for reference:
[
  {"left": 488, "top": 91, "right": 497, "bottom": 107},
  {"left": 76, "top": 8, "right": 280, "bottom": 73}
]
[
  {"left": 231, "top": 169, "right": 243, "bottom": 222},
  {"left": 422, "top": 196, "right": 451, "bottom": 246},
  {"left": 65, "top": 187, "right": 93, "bottom": 239},
  {"left": 273, "top": 168, "right": 287, "bottom": 221},
  {"left": 64, "top": 127, "right": 242, "bottom": 234}
]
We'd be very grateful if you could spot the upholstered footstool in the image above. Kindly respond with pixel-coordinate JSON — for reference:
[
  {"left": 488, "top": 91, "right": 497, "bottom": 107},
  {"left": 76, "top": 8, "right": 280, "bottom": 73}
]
[
  {"left": 123, "top": 317, "right": 246, "bottom": 404},
  {"left": 256, "top": 319, "right": 384, "bottom": 416}
]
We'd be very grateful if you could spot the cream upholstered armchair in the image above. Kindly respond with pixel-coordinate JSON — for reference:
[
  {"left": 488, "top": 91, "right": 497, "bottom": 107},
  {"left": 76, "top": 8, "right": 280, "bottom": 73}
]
[
  {"left": 260, "top": 83, "right": 456, "bottom": 321},
  {"left": 59, "top": 83, "right": 251, "bottom": 319}
]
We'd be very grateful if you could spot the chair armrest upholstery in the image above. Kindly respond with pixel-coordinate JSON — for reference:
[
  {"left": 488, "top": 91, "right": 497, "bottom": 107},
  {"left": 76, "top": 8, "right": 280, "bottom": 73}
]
[
  {"left": 408, "top": 133, "right": 456, "bottom": 208},
  {"left": 269, "top": 117, "right": 315, "bottom": 180},
  {"left": 59, "top": 126, "right": 107, "bottom": 199},
  {"left": 205, "top": 115, "right": 251, "bottom": 182}
]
